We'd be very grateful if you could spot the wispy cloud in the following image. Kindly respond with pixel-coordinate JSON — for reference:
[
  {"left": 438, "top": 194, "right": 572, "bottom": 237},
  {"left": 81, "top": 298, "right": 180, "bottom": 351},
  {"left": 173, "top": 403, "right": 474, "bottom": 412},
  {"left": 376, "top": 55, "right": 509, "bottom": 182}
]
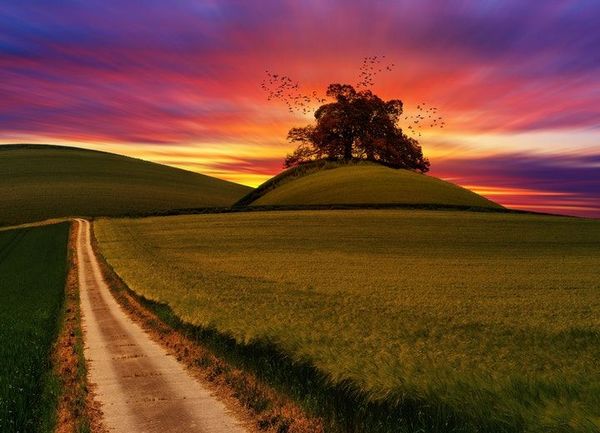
[
  {"left": 1, "top": 0, "right": 599, "bottom": 215},
  {"left": 431, "top": 152, "right": 600, "bottom": 217}
]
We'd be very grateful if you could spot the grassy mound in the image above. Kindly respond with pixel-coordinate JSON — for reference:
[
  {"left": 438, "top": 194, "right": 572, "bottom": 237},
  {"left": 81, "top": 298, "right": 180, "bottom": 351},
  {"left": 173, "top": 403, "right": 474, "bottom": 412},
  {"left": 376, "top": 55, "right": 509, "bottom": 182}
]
[
  {"left": 237, "top": 161, "right": 501, "bottom": 210},
  {"left": 0, "top": 144, "right": 251, "bottom": 226}
]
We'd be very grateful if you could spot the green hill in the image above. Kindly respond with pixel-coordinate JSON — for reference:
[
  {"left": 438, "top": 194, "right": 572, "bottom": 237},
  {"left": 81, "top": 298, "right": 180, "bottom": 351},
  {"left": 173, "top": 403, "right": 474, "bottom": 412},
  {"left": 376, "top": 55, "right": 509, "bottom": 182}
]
[
  {"left": 0, "top": 144, "right": 251, "bottom": 226},
  {"left": 239, "top": 161, "right": 502, "bottom": 210}
]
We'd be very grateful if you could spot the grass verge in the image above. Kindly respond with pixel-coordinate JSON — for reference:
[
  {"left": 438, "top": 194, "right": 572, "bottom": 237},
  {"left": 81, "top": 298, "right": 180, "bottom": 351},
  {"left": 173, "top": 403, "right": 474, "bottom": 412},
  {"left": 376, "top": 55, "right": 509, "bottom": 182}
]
[{"left": 51, "top": 222, "right": 104, "bottom": 433}]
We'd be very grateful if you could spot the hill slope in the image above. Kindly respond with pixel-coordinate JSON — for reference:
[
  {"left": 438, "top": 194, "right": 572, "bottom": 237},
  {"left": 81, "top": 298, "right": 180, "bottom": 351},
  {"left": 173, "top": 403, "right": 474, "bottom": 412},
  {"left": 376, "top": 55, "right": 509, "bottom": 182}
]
[
  {"left": 243, "top": 162, "right": 502, "bottom": 209},
  {"left": 0, "top": 144, "right": 251, "bottom": 226}
]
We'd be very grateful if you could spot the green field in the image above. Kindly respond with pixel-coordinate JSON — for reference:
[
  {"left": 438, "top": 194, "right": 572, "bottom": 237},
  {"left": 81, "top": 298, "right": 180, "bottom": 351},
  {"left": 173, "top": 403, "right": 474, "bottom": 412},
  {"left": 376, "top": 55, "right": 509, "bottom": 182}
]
[
  {"left": 0, "top": 144, "right": 251, "bottom": 227},
  {"left": 95, "top": 210, "right": 600, "bottom": 433},
  {"left": 242, "top": 162, "right": 501, "bottom": 209},
  {"left": 0, "top": 223, "right": 70, "bottom": 433}
]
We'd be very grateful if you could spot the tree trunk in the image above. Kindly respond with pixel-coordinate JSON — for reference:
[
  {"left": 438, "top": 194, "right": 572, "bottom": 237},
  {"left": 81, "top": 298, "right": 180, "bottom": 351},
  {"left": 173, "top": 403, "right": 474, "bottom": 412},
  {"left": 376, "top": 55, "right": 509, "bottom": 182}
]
[{"left": 343, "top": 141, "right": 352, "bottom": 161}]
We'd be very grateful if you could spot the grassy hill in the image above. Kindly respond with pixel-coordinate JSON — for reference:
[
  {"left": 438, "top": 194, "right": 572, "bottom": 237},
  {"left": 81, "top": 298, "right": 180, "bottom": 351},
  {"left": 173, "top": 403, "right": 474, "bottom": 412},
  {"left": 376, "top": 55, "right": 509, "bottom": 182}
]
[
  {"left": 237, "top": 161, "right": 502, "bottom": 210},
  {"left": 0, "top": 144, "right": 251, "bottom": 226}
]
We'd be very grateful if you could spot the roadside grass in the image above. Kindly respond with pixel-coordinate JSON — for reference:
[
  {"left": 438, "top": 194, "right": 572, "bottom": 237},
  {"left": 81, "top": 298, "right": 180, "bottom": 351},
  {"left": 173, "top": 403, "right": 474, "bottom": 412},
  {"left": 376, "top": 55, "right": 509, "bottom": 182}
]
[
  {"left": 0, "top": 144, "right": 250, "bottom": 227},
  {"left": 0, "top": 223, "right": 70, "bottom": 433},
  {"left": 95, "top": 210, "right": 600, "bottom": 433},
  {"left": 53, "top": 223, "right": 96, "bottom": 433}
]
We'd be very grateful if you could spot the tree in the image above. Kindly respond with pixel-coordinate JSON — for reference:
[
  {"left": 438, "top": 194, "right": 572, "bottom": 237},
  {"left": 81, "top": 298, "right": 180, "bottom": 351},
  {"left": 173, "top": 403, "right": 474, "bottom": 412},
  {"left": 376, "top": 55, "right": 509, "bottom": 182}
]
[{"left": 284, "top": 84, "right": 430, "bottom": 172}]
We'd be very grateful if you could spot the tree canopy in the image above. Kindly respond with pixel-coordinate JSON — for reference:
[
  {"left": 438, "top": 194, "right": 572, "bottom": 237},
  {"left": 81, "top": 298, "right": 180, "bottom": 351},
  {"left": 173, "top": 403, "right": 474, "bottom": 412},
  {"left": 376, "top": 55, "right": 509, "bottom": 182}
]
[{"left": 284, "top": 84, "right": 430, "bottom": 172}]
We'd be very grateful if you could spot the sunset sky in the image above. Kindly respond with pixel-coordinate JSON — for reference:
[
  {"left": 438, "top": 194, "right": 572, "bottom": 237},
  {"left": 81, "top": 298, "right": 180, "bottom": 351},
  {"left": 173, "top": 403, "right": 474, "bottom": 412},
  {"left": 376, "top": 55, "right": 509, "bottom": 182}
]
[{"left": 1, "top": 1, "right": 599, "bottom": 217}]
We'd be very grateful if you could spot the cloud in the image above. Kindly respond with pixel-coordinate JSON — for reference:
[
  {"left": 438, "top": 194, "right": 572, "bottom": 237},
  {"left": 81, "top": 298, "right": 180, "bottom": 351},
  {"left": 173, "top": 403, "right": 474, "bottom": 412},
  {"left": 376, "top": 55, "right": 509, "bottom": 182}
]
[
  {"left": 0, "top": 0, "right": 599, "bottom": 215},
  {"left": 431, "top": 152, "right": 600, "bottom": 217},
  {"left": 1, "top": 0, "right": 599, "bottom": 140}
]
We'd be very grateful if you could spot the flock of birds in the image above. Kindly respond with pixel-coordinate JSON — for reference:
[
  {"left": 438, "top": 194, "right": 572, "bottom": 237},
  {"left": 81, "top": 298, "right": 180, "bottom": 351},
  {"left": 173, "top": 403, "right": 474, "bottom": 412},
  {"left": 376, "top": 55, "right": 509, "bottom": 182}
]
[
  {"left": 260, "top": 72, "right": 326, "bottom": 115},
  {"left": 260, "top": 56, "right": 445, "bottom": 137},
  {"left": 405, "top": 103, "right": 446, "bottom": 137},
  {"left": 356, "top": 55, "right": 395, "bottom": 89}
]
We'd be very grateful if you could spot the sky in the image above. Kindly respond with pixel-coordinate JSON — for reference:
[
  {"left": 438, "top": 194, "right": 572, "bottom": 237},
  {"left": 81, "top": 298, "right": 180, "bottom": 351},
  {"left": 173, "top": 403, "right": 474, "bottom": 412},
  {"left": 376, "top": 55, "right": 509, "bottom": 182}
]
[{"left": 1, "top": 0, "right": 599, "bottom": 217}]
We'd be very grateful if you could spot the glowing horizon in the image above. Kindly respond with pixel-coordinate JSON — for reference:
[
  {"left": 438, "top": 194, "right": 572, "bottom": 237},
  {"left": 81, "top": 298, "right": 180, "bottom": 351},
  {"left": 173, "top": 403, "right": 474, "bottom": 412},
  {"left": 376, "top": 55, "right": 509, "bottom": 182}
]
[{"left": 1, "top": 1, "right": 599, "bottom": 217}]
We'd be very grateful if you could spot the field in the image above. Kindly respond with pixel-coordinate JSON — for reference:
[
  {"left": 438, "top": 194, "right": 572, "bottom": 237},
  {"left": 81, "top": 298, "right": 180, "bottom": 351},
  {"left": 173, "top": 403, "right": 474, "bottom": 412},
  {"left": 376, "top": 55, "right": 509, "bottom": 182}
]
[
  {"left": 244, "top": 163, "right": 501, "bottom": 209},
  {"left": 95, "top": 210, "right": 600, "bottom": 433},
  {"left": 0, "top": 144, "right": 251, "bottom": 227},
  {"left": 0, "top": 223, "right": 70, "bottom": 433}
]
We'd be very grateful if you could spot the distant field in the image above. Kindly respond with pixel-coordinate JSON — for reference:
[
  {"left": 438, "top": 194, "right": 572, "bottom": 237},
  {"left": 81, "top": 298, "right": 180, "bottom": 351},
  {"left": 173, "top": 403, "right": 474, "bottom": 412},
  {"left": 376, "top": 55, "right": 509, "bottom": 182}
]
[
  {"left": 0, "top": 223, "right": 70, "bottom": 433},
  {"left": 95, "top": 211, "right": 600, "bottom": 433},
  {"left": 0, "top": 144, "right": 251, "bottom": 226},
  {"left": 244, "top": 163, "right": 501, "bottom": 209}
]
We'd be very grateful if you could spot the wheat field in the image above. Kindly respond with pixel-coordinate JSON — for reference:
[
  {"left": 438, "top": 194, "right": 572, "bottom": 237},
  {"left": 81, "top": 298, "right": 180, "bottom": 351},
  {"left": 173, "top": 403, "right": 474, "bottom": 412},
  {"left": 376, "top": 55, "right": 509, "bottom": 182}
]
[{"left": 95, "top": 210, "right": 600, "bottom": 432}]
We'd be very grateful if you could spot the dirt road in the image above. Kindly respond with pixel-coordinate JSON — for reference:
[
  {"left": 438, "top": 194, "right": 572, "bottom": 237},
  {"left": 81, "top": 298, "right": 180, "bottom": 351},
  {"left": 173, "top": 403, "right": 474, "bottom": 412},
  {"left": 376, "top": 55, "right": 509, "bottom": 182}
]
[{"left": 76, "top": 219, "right": 249, "bottom": 433}]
